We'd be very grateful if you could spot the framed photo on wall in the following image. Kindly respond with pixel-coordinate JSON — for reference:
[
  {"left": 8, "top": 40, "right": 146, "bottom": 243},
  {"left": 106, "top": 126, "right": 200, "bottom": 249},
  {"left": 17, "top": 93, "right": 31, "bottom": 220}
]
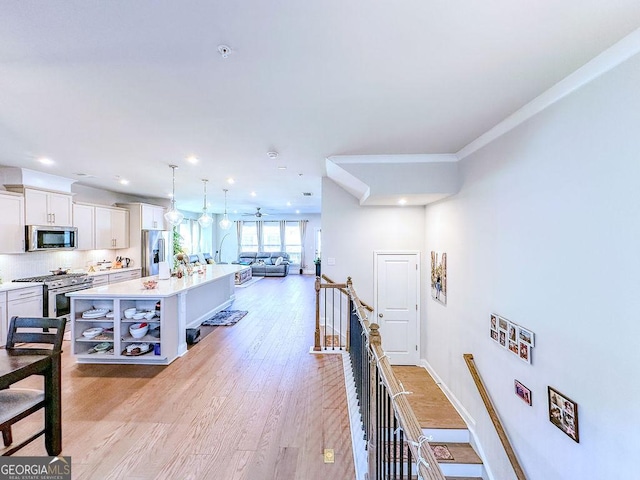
[
  {"left": 430, "top": 251, "right": 447, "bottom": 305},
  {"left": 548, "top": 387, "right": 579, "bottom": 443},
  {"left": 515, "top": 380, "right": 532, "bottom": 405}
]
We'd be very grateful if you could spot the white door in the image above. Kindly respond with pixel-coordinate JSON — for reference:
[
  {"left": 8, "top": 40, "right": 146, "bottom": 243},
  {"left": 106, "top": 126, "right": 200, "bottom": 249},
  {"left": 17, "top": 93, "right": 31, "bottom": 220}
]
[{"left": 374, "top": 252, "right": 420, "bottom": 365}]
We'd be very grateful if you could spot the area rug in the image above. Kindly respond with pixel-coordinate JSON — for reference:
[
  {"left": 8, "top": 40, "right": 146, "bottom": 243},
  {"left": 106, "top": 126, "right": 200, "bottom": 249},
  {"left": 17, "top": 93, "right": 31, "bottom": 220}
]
[
  {"left": 430, "top": 444, "right": 454, "bottom": 461},
  {"left": 201, "top": 310, "right": 248, "bottom": 326},
  {"left": 235, "top": 276, "right": 263, "bottom": 288}
]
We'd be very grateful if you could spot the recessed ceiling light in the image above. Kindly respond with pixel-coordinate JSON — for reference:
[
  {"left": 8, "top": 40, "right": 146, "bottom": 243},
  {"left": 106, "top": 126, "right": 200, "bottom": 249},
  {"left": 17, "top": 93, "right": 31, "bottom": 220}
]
[
  {"left": 186, "top": 155, "right": 199, "bottom": 164},
  {"left": 250, "top": 191, "right": 257, "bottom": 197},
  {"left": 295, "top": 209, "right": 300, "bottom": 214},
  {"left": 119, "top": 179, "right": 129, "bottom": 185},
  {"left": 227, "top": 178, "right": 235, "bottom": 184},
  {"left": 38, "top": 157, "right": 54, "bottom": 166},
  {"left": 398, "top": 198, "right": 407, "bottom": 205},
  {"left": 278, "top": 166, "right": 287, "bottom": 170},
  {"left": 168, "top": 192, "right": 174, "bottom": 198},
  {"left": 286, "top": 202, "right": 291, "bottom": 207},
  {"left": 233, "top": 210, "right": 238, "bottom": 214}
]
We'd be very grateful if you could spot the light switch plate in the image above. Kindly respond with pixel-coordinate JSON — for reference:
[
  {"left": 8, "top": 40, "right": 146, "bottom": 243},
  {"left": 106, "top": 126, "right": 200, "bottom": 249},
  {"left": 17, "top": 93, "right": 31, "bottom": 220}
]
[{"left": 327, "top": 257, "right": 336, "bottom": 266}]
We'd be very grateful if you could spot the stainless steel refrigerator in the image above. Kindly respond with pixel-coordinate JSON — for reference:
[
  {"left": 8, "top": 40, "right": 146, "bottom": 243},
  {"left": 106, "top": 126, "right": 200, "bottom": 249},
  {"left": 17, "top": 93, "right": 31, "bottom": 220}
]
[{"left": 141, "top": 230, "right": 171, "bottom": 277}]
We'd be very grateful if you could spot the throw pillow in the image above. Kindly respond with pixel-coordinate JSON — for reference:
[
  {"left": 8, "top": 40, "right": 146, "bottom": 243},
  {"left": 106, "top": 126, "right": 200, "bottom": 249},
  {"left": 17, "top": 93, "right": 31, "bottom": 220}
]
[{"left": 275, "top": 256, "right": 284, "bottom": 266}]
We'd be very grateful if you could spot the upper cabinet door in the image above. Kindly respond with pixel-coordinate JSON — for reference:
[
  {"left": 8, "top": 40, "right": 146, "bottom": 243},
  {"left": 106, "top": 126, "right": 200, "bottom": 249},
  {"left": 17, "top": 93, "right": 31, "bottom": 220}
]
[
  {"left": 24, "top": 188, "right": 73, "bottom": 226},
  {"left": 47, "top": 192, "right": 73, "bottom": 226},
  {"left": 111, "top": 208, "right": 129, "bottom": 248},
  {"left": 24, "top": 189, "right": 49, "bottom": 225},
  {"left": 141, "top": 204, "right": 166, "bottom": 230},
  {"left": 73, "top": 204, "right": 95, "bottom": 251},
  {"left": 94, "top": 206, "right": 129, "bottom": 249},
  {"left": 0, "top": 192, "right": 24, "bottom": 253}
]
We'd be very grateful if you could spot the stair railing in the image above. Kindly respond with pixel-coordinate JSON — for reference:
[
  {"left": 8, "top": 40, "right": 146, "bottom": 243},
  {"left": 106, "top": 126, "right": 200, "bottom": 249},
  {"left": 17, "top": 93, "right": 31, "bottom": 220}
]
[
  {"left": 464, "top": 354, "right": 528, "bottom": 480},
  {"left": 315, "top": 275, "right": 446, "bottom": 480},
  {"left": 313, "top": 274, "right": 353, "bottom": 351}
]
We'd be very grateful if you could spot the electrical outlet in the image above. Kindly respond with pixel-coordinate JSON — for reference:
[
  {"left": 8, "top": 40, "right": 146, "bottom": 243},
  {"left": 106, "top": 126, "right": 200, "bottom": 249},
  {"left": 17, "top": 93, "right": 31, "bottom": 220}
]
[{"left": 323, "top": 449, "right": 335, "bottom": 463}]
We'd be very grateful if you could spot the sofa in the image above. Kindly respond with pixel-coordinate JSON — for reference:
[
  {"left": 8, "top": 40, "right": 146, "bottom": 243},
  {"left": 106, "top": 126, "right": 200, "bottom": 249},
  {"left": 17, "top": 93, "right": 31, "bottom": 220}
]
[{"left": 235, "top": 252, "right": 290, "bottom": 277}]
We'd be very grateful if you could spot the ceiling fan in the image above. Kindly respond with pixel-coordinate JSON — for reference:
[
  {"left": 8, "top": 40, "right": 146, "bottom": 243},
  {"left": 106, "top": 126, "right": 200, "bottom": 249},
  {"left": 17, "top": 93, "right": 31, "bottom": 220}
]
[{"left": 242, "top": 207, "right": 269, "bottom": 218}]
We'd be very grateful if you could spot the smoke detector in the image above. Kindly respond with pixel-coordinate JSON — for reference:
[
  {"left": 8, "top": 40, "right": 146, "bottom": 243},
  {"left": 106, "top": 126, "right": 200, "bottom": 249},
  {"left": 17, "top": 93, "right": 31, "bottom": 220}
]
[
  {"left": 217, "top": 45, "right": 232, "bottom": 58},
  {"left": 267, "top": 151, "right": 279, "bottom": 159}
]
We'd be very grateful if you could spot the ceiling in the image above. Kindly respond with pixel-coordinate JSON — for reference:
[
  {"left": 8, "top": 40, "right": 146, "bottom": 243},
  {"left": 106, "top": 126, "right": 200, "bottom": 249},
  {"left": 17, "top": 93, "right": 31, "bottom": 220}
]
[{"left": 1, "top": 1, "right": 639, "bottom": 215}]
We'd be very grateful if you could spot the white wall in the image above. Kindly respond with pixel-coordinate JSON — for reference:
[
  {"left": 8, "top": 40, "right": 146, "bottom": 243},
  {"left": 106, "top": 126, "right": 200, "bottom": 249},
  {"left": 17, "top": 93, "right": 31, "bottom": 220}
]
[
  {"left": 423, "top": 52, "right": 640, "bottom": 479},
  {"left": 322, "top": 177, "right": 425, "bottom": 304}
]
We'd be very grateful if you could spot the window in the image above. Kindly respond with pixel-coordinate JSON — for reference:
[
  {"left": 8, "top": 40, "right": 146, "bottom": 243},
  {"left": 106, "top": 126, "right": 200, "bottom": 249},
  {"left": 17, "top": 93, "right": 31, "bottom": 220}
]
[
  {"left": 285, "top": 222, "right": 301, "bottom": 264},
  {"left": 177, "top": 218, "right": 212, "bottom": 255},
  {"left": 240, "top": 222, "right": 258, "bottom": 252},
  {"left": 263, "top": 223, "right": 281, "bottom": 252}
]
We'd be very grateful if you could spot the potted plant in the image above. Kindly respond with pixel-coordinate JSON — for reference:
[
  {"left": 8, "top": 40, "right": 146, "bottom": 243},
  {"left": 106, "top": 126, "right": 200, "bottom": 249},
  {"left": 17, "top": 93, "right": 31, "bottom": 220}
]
[{"left": 314, "top": 257, "right": 321, "bottom": 277}]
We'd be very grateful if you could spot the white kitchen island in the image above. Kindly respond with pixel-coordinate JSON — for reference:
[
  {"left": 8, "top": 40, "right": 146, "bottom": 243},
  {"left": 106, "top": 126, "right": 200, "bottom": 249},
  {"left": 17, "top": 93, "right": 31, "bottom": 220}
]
[{"left": 67, "top": 264, "right": 244, "bottom": 365}]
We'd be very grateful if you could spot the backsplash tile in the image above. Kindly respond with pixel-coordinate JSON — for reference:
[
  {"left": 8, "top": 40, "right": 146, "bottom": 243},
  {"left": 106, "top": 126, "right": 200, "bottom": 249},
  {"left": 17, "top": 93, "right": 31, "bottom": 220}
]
[{"left": 0, "top": 250, "right": 126, "bottom": 282}]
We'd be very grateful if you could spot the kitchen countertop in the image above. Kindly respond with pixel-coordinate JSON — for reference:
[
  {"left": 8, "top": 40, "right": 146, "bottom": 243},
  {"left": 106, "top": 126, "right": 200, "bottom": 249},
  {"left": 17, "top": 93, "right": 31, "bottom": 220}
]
[
  {"left": 0, "top": 281, "right": 43, "bottom": 293},
  {"left": 68, "top": 264, "right": 243, "bottom": 299},
  {"left": 87, "top": 267, "right": 141, "bottom": 277}
]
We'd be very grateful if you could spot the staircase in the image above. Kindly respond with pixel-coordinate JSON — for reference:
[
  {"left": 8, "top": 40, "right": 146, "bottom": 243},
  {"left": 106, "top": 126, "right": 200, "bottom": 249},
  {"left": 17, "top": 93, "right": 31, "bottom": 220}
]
[{"left": 392, "top": 366, "right": 485, "bottom": 480}]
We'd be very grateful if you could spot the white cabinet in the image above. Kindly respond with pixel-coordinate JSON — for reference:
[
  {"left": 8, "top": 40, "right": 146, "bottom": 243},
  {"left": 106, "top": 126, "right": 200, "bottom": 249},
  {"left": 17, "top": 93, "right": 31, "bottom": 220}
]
[
  {"left": 7, "top": 286, "right": 43, "bottom": 321},
  {"left": 109, "top": 269, "right": 141, "bottom": 284},
  {"left": 73, "top": 203, "right": 95, "bottom": 251},
  {"left": 0, "top": 292, "right": 7, "bottom": 347},
  {"left": 95, "top": 206, "right": 129, "bottom": 249},
  {"left": 24, "top": 188, "right": 73, "bottom": 227},
  {"left": 70, "top": 295, "right": 177, "bottom": 364},
  {"left": 141, "top": 204, "right": 166, "bottom": 230},
  {"left": 90, "top": 275, "right": 109, "bottom": 287},
  {"left": 0, "top": 192, "right": 25, "bottom": 253}
]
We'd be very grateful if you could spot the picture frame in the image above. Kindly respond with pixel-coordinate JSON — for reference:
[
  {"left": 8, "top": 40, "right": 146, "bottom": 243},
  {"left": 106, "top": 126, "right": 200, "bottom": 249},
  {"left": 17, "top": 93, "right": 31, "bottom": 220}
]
[
  {"left": 518, "top": 341, "right": 531, "bottom": 364},
  {"left": 490, "top": 314, "right": 498, "bottom": 331},
  {"left": 548, "top": 387, "right": 579, "bottom": 443},
  {"left": 490, "top": 329, "right": 499, "bottom": 342},
  {"left": 499, "top": 330, "right": 506, "bottom": 347},
  {"left": 498, "top": 316, "right": 508, "bottom": 331},
  {"left": 518, "top": 326, "right": 535, "bottom": 346},
  {"left": 514, "top": 380, "right": 532, "bottom": 405},
  {"left": 430, "top": 251, "right": 447, "bottom": 305},
  {"left": 508, "top": 322, "right": 517, "bottom": 343}
]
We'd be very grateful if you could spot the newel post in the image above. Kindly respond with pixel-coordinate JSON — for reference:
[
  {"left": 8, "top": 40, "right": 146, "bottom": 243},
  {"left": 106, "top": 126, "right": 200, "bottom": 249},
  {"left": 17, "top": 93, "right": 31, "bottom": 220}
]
[{"left": 314, "top": 275, "right": 321, "bottom": 351}]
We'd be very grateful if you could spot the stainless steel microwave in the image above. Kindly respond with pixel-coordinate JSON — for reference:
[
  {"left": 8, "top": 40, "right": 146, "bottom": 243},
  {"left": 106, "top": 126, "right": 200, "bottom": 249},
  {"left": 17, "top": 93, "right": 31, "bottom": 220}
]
[{"left": 26, "top": 225, "right": 78, "bottom": 252}]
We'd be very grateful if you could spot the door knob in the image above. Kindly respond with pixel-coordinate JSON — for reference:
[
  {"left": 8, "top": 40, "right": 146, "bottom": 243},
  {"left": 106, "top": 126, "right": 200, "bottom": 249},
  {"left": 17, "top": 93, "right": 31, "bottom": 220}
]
[{"left": 378, "top": 313, "right": 383, "bottom": 318}]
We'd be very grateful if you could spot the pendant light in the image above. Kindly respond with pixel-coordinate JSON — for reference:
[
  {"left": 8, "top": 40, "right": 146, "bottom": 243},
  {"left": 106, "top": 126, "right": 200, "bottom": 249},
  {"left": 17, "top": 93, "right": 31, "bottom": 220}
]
[
  {"left": 164, "top": 164, "right": 184, "bottom": 227},
  {"left": 197, "top": 179, "right": 213, "bottom": 228},
  {"left": 219, "top": 188, "right": 231, "bottom": 230}
]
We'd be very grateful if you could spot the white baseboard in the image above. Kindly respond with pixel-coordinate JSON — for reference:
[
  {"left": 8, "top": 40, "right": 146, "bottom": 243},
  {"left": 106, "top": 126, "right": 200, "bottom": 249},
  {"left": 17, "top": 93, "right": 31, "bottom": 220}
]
[{"left": 419, "top": 359, "right": 492, "bottom": 480}]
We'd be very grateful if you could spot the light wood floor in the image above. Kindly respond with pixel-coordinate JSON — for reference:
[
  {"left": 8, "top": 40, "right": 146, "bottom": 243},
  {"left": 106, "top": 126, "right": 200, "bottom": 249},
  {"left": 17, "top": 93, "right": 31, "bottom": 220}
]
[
  {"left": 392, "top": 366, "right": 467, "bottom": 430},
  {"left": 4, "top": 274, "right": 355, "bottom": 480}
]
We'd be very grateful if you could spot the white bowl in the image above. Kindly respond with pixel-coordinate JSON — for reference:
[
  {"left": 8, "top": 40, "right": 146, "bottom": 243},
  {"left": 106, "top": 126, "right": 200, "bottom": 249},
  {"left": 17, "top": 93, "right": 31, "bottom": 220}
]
[
  {"left": 123, "top": 307, "right": 137, "bottom": 319},
  {"left": 132, "top": 312, "right": 146, "bottom": 320},
  {"left": 144, "top": 311, "right": 156, "bottom": 320},
  {"left": 129, "top": 323, "right": 149, "bottom": 339}
]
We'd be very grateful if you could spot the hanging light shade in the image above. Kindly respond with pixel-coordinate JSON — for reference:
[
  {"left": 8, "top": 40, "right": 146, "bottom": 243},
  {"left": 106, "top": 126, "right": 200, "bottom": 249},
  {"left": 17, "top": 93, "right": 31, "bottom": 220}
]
[
  {"left": 164, "top": 164, "right": 184, "bottom": 227},
  {"left": 219, "top": 188, "right": 231, "bottom": 230},
  {"left": 197, "top": 179, "right": 213, "bottom": 228}
]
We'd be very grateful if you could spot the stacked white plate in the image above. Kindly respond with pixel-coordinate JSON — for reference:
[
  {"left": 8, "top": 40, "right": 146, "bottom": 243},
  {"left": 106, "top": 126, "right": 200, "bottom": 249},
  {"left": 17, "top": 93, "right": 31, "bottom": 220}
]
[
  {"left": 82, "top": 308, "right": 109, "bottom": 319},
  {"left": 82, "top": 327, "right": 103, "bottom": 338}
]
